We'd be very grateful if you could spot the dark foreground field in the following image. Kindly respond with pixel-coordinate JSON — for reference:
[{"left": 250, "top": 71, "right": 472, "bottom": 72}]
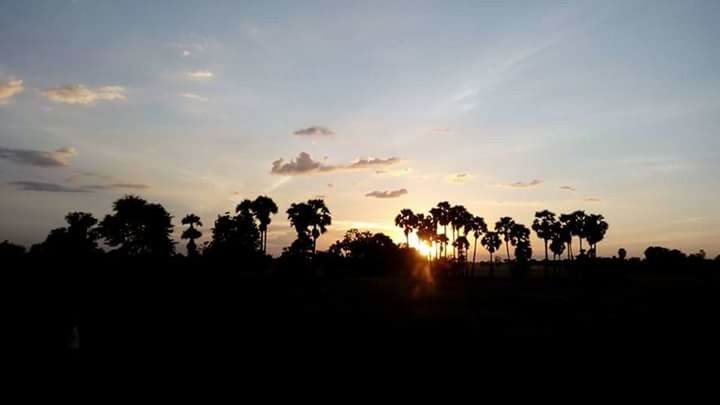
[{"left": 7, "top": 260, "right": 720, "bottom": 358}]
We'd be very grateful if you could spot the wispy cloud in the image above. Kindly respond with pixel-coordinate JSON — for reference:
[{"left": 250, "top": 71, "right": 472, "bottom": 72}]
[
  {"left": 584, "top": 197, "right": 601, "bottom": 202},
  {"left": 347, "top": 157, "right": 401, "bottom": 169},
  {"left": 447, "top": 173, "right": 472, "bottom": 184},
  {"left": 179, "top": 93, "right": 209, "bottom": 102},
  {"left": 42, "top": 84, "right": 126, "bottom": 105},
  {"left": 9, "top": 181, "right": 90, "bottom": 193},
  {"left": 293, "top": 126, "right": 335, "bottom": 137},
  {"left": 365, "top": 188, "right": 408, "bottom": 199},
  {"left": 503, "top": 179, "right": 544, "bottom": 188},
  {"left": 187, "top": 70, "right": 213, "bottom": 79},
  {"left": 0, "top": 146, "right": 77, "bottom": 167},
  {"left": 9, "top": 181, "right": 148, "bottom": 193},
  {"left": 0, "top": 79, "right": 24, "bottom": 105},
  {"left": 560, "top": 185, "right": 576, "bottom": 191},
  {"left": 271, "top": 153, "right": 402, "bottom": 176}
]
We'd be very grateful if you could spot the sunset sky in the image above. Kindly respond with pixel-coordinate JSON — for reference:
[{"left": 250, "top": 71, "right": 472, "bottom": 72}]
[{"left": 1, "top": 0, "right": 719, "bottom": 258}]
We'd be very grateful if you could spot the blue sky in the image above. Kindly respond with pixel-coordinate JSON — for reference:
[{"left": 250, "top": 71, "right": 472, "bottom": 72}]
[{"left": 1, "top": 0, "right": 719, "bottom": 257}]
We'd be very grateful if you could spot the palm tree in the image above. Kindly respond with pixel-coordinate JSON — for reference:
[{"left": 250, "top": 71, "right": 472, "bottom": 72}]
[
  {"left": 287, "top": 199, "right": 332, "bottom": 255},
  {"left": 431, "top": 202, "right": 451, "bottom": 258},
  {"left": 494, "top": 217, "right": 516, "bottom": 261},
  {"left": 584, "top": 213, "right": 608, "bottom": 257},
  {"left": 562, "top": 210, "right": 587, "bottom": 256},
  {"left": 449, "top": 205, "right": 471, "bottom": 259},
  {"left": 509, "top": 223, "right": 531, "bottom": 261},
  {"left": 453, "top": 235, "right": 470, "bottom": 265},
  {"left": 181, "top": 213, "right": 203, "bottom": 257},
  {"left": 394, "top": 209, "right": 418, "bottom": 247},
  {"left": 464, "top": 215, "right": 487, "bottom": 274},
  {"left": 481, "top": 231, "right": 502, "bottom": 278},
  {"left": 416, "top": 213, "right": 437, "bottom": 262},
  {"left": 251, "top": 196, "right": 278, "bottom": 255},
  {"left": 532, "top": 210, "right": 557, "bottom": 263},
  {"left": 558, "top": 213, "right": 575, "bottom": 259}
]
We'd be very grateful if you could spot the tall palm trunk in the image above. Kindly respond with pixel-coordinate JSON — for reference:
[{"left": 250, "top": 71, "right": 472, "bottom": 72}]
[
  {"left": 405, "top": 232, "right": 409, "bottom": 248},
  {"left": 472, "top": 238, "right": 478, "bottom": 276},
  {"left": 489, "top": 252, "right": 494, "bottom": 279},
  {"left": 578, "top": 237, "right": 583, "bottom": 254},
  {"left": 543, "top": 239, "right": 549, "bottom": 278},
  {"left": 505, "top": 235, "right": 511, "bottom": 261},
  {"left": 452, "top": 227, "right": 456, "bottom": 259}
]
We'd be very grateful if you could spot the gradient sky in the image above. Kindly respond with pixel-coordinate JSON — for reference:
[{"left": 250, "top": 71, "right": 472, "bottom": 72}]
[{"left": 1, "top": 0, "right": 719, "bottom": 258}]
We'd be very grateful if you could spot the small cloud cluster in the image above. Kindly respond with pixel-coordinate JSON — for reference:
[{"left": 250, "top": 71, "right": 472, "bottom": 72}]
[
  {"left": 293, "top": 126, "right": 335, "bottom": 137},
  {"left": 42, "top": 84, "right": 126, "bottom": 104},
  {"left": 271, "top": 152, "right": 402, "bottom": 176},
  {"left": 271, "top": 152, "right": 334, "bottom": 175},
  {"left": 187, "top": 70, "right": 213, "bottom": 79},
  {"left": 584, "top": 197, "right": 601, "bottom": 202},
  {"left": 506, "top": 179, "right": 543, "bottom": 188},
  {"left": 560, "top": 185, "right": 576, "bottom": 191},
  {"left": 0, "top": 146, "right": 77, "bottom": 167},
  {"left": 447, "top": 173, "right": 471, "bottom": 184},
  {"left": 0, "top": 79, "right": 24, "bottom": 105},
  {"left": 365, "top": 189, "right": 408, "bottom": 199}
]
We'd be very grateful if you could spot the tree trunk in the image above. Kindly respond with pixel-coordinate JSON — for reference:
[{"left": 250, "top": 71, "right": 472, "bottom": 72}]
[
  {"left": 579, "top": 237, "right": 583, "bottom": 254},
  {"left": 544, "top": 239, "right": 549, "bottom": 278},
  {"left": 405, "top": 232, "right": 409, "bottom": 248},
  {"left": 452, "top": 227, "right": 456, "bottom": 259},
  {"left": 505, "top": 236, "right": 511, "bottom": 262},
  {"left": 472, "top": 238, "right": 478, "bottom": 276},
  {"left": 489, "top": 252, "right": 494, "bottom": 279}
]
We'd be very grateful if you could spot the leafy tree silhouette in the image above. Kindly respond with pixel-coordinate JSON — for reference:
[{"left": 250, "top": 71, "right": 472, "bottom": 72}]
[
  {"left": 449, "top": 205, "right": 470, "bottom": 259},
  {"left": 481, "top": 231, "right": 502, "bottom": 278},
  {"left": 0, "top": 240, "right": 25, "bottom": 259},
  {"left": 453, "top": 235, "right": 469, "bottom": 265},
  {"left": 549, "top": 235, "right": 566, "bottom": 261},
  {"left": 415, "top": 213, "right": 437, "bottom": 261},
  {"left": 394, "top": 208, "right": 418, "bottom": 247},
  {"left": 287, "top": 199, "right": 331, "bottom": 256},
  {"left": 465, "top": 215, "right": 487, "bottom": 275},
  {"left": 494, "top": 217, "right": 516, "bottom": 262},
  {"left": 31, "top": 212, "right": 100, "bottom": 257},
  {"left": 584, "top": 213, "right": 609, "bottom": 257},
  {"left": 205, "top": 209, "right": 260, "bottom": 258},
  {"left": 558, "top": 213, "right": 576, "bottom": 259},
  {"left": 251, "top": 196, "right": 278, "bottom": 255},
  {"left": 181, "top": 214, "right": 203, "bottom": 257},
  {"left": 618, "top": 248, "right": 627, "bottom": 260},
  {"left": 532, "top": 210, "right": 557, "bottom": 263},
  {"left": 98, "top": 196, "right": 175, "bottom": 257},
  {"left": 431, "top": 202, "right": 451, "bottom": 258}
]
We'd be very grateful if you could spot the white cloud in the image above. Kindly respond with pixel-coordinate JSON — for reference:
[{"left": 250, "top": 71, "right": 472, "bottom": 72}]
[
  {"left": 42, "top": 84, "right": 126, "bottom": 104},
  {"left": 180, "top": 93, "right": 209, "bottom": 102},
  {"left": 187, "top": 70, "right": 213, "bottom": 79}
]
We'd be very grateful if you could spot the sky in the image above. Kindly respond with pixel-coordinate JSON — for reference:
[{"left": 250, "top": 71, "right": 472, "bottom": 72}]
[{"left": 1, "top": 0, "right": 719, "bottom": 258}]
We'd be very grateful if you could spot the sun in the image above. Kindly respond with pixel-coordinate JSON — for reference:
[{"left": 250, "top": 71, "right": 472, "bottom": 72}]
[{"left": 407, "top": 233, "right": 433, "bottom": 257}]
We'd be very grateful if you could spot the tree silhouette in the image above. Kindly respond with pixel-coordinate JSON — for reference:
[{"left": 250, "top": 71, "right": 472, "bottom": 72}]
[
  {"left": 98, "top": 196, "right": 175, "bottom": 257},
  {"left": 618, "top": 248, "right": 627, "bottom": 260},
  {"left": 558, "top": 213, "right": 576, "bottom": 259},
  {"left": 0, "top": 240, "right": 26, "bottom": 258},
  {"left": 287, "top": 199, "right": 331, "bottom": 256},
  {"left": 584, "top": 213, "right": 608, "bottom": 257},
  {"left": 453, "top": 235, "right": 469, "bottom": 265},
  {"left": 549, "top": 236, "right": 566, "bottom": 261},
  {"left": 481, "top": 231, "right": 502, "bottom": 278},
  {"left": 394, "top": 209, "right": 418, "bottom": 247},
  {"left": 250, "top": 196, "right": 278, "bottom": 255},
  {"left": 205, "top": 210, "right": 260, "bottom": 258},
  {"left": 464, "top": 215, "right": 487, "bottom": 274},
  {"left": 561, "top": 210, "right": 587, "bottom": 257},
  {"left": 509, "top": 223, "right": 531, "bottom": 262},
  {"left": 431, "top": 202, "right": 451, "bottom": 258},
  {"left": 494, "top": 217, "right": 516, "bottom": 262},
  {"left": 181, "top": 214, "right": 203, "bottom": 257},
  {"left": 532, "top": 210, "right": 557, "bottom": 262},
  {"left": 415, "top": 213, "right": 437, "bottom": 261},
  {"left": 31, "top": 211, "right": 100, "bottom": 257},
  {"left": 449, "top": 205, "right": 470, "bottom": 259}
]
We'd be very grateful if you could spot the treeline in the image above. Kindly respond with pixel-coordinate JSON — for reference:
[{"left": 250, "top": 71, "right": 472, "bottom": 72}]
[
  {"left": 395, "top": 203, "right": 609, "bottom": 263},
  {"left": 0, "top": 194, "right": 717, "bottom": 275}
]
